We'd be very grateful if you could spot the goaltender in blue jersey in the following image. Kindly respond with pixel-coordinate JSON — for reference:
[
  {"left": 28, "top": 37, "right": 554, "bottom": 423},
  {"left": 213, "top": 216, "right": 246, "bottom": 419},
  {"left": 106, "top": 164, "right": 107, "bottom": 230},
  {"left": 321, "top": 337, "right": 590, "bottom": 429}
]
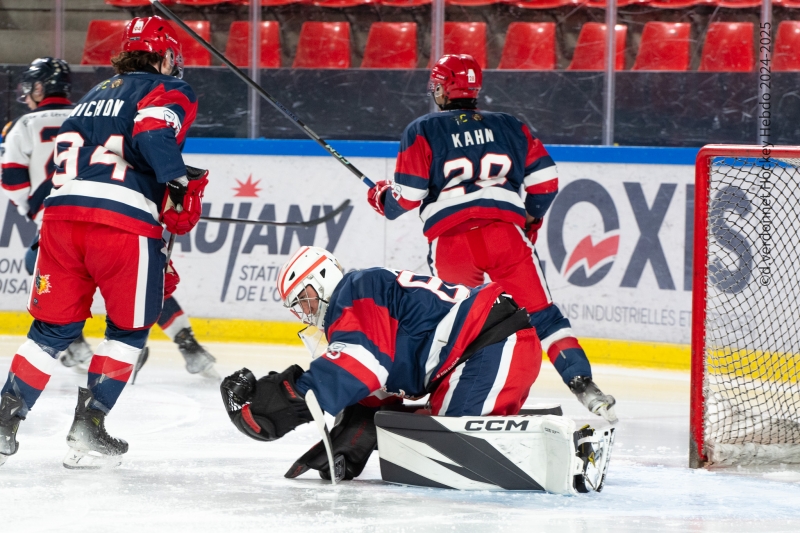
[{"left": 220, "top": 246, "right": 541, "bottom": 480}]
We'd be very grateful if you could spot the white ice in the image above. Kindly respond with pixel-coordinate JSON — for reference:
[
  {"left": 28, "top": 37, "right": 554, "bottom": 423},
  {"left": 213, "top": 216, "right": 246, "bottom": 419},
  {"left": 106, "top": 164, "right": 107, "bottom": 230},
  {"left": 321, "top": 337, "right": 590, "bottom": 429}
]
[{"left": 1, "top": 335, "right": 799, "bottom": 533}]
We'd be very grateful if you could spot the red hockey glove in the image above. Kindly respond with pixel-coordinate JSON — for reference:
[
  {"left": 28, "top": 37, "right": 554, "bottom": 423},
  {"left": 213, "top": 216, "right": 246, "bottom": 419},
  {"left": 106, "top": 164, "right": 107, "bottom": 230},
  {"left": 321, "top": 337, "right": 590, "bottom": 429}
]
[
  {"left": 164, "top": 260, "right": 180, "bottom": 299},
  {"left": 162, "top": 167, "right": 209, "bottom": 235},
  {"left": 367, "top": 180, "right": 392, "bottom": 217},
  {"left": 525, "top": 217, "right": 543, "bottom": 245}
]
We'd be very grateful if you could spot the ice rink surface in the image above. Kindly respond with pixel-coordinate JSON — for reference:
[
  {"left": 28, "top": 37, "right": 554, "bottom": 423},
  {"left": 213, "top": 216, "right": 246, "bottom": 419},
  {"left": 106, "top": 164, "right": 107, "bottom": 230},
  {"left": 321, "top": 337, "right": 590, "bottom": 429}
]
[{"left": 1, "top": 335, "right": 799, "bottom": 533}]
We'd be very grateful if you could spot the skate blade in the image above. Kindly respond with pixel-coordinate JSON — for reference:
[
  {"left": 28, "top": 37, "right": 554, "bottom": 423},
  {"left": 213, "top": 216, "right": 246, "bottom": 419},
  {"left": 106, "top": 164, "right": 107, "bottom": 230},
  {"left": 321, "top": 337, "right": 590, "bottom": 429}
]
[
  {"left": 0, "top": 454, "right": 7, "bottom": 467},
  {"left": 62, "top": 449, "right": 123, "bottom": 470},
  {"left": 199, "top": 366, "right": 221, "bottom": 380}
]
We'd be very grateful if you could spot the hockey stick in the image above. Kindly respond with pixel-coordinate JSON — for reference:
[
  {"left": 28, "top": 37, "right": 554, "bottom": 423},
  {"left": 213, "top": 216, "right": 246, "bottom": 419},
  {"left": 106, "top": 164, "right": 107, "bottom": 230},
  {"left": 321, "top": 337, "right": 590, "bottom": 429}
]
[
  {"left": 199, "top": 199, "right": 350, "bottom": 227},
  {"left": 149, "top": 0, "right": 375, "bottom": 189},
  {"left": 304, "top": 389, "right": 341, "bottom": 485}
]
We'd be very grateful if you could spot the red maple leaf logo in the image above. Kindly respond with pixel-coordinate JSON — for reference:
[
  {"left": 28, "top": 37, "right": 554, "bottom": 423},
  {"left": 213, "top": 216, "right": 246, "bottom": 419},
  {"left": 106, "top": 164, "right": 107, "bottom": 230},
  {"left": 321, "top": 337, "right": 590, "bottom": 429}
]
[{"left": 233, "top": 175, "right": 262, "bottom": 197}]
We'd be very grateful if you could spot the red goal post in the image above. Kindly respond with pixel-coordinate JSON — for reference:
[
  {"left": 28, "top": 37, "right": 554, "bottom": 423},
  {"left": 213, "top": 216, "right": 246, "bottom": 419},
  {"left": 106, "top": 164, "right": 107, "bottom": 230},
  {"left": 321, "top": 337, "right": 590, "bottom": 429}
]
[{"left": 691, "top": 144, "right": 800, "bottom": 468}]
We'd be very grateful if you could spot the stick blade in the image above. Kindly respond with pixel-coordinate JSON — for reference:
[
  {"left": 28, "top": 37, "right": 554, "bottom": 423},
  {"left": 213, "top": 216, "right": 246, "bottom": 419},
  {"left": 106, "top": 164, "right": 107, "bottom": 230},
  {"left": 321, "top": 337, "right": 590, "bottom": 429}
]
[{"left": 304, "top": 389, "right": 337, "bottom": 485}]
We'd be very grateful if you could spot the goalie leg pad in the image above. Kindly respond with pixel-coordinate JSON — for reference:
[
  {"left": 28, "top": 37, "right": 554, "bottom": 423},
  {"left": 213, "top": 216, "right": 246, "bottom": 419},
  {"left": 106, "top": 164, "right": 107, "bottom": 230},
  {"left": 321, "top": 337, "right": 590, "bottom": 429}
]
[{"left": 375, "top": 411, "right": 613, "bottom": 495}]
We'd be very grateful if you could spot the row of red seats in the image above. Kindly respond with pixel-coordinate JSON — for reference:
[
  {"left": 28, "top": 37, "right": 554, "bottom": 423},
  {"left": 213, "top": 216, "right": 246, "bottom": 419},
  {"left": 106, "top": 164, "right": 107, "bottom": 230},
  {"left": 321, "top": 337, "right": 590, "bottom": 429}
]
[
  {"left": 82, "top": 19, "right": 800, "bottom": 71},
  {"left": 106, "top": 0, "right": 800, "bottom": 8}
]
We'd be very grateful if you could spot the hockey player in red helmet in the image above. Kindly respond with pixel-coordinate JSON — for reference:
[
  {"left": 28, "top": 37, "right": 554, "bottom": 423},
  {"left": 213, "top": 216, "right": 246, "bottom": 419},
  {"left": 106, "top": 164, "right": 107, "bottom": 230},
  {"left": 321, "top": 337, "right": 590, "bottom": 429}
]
[
  {"left": 0, "top": 15, "right": 207, "bottom": 469},
  {"left": 366, "top": 54, "right": 618, "bottom": 424}
]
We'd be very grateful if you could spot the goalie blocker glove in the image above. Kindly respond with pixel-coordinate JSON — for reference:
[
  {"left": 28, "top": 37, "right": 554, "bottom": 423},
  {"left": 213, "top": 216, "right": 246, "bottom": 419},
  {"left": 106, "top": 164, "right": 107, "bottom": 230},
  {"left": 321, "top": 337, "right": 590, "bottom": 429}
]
[
  {"left": 569, "top": 376, "right": 618, "bottom": 424},
  {"left": 162, "top": 165, "right": 209, "bottom": 235},
  {"left": 221, "top": 365, "right": 313, "bottom": 442},
  {"left": 285, "top": 403, "right": 378, "bottom": 481}
]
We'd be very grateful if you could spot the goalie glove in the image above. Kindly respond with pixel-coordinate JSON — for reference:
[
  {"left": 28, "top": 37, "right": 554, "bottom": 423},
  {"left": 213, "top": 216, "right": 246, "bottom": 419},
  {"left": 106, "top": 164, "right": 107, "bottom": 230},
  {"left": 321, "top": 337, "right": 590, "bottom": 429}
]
[
  {"left": 284, "top": 403, "right": 378, "bottom": 481},
  {"left": 220, "top": 365, "right": 312, "bottom": 442},
  {"left": 367, "top": 180, "right": 392, "bottom": 217},
  {"left": 569, "top": 376, "right": 618, "bottom": 424},
  {"left": 161, "top": 166, "right": 208, "bottom": 235}
]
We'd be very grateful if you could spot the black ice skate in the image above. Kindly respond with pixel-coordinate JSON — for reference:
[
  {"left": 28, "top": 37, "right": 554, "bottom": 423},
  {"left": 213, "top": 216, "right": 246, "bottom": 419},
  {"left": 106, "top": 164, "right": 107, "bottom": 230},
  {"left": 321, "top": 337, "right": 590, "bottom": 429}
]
[
  {"left": 59, "top": 334, "right": 94, "bottom": 371},
  {"left": 63, "top": 387, "right": 128, "bottom": 469},
  {"left": 175, "top": 328, "right": 219, "bottom": 378},
  {"left": 0, "top": 393, "right": 24, "bottom": 467},
  {"left": 573, "top": 425, "right": 615, "bottom": 493}
]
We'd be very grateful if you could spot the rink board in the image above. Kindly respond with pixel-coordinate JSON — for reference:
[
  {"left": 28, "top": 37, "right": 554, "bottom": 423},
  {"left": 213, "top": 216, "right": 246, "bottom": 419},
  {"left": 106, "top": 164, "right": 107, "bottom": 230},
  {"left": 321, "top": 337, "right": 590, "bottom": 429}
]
[{"left": 0, "top": 142, "right": 697, "bottom": 347}]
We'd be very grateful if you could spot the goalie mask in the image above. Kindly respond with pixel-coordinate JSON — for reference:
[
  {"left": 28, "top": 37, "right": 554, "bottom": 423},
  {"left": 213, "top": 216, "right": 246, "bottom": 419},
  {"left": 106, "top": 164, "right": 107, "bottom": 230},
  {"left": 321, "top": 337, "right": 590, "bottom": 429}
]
[{"left": 277, "top": 246, "right": 344, "bottom": 329}]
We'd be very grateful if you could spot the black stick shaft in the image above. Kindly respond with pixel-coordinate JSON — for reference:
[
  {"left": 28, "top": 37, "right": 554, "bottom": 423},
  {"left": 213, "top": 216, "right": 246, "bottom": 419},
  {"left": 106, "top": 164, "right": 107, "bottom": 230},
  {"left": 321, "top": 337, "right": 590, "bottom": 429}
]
[
  {"left": 150, "top": 0, "right": 375, "bottom": 188},
  {"left": 199, "top": 199, "right": 350, "bottom": 227}
]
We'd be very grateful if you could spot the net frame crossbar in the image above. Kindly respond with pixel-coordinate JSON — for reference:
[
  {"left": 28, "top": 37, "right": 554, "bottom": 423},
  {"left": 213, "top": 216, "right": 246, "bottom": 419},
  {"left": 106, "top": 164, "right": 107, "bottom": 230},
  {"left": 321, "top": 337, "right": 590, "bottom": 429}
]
[{"left": 690, "top": 144, "right": 800, "bottom": 468}]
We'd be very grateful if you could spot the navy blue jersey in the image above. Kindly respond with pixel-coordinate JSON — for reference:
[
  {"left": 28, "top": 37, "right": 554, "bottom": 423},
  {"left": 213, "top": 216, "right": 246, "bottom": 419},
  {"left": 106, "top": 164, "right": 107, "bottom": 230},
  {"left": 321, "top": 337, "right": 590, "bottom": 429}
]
[
  {"left": 44, "top": 71, "right": 197, "bottom": 239},
  {"left": 384, "top": 109, "right": 558, "bottom": 240},
  {"left": 295, "top": 267, "right": 504, "bottom": 415},
  {"left": 0, "top": 97, "right": 74, "bottom": 224}
]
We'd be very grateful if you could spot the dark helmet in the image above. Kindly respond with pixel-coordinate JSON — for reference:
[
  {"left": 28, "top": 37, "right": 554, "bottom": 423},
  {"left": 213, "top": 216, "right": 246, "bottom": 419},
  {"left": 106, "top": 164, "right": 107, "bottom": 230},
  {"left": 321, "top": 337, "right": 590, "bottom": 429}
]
[{"left": 17, "top": 57, "right": 72, "bottom": 103}]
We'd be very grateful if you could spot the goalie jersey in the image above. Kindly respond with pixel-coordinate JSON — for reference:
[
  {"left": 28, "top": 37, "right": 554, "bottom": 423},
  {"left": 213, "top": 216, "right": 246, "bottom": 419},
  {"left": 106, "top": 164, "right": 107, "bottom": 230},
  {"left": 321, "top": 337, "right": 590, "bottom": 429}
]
[
  {"left": 0, "top": 97, "right": 74, "bottom": 225},
  {"left": 295, "top": 267, "right": 504, "bottom": 415},
  {"left": 384, "top": 109, "right": 558, "bottom": 240},
  {"left": 44, "top": 71, "right": 198, "bottom": 239}
]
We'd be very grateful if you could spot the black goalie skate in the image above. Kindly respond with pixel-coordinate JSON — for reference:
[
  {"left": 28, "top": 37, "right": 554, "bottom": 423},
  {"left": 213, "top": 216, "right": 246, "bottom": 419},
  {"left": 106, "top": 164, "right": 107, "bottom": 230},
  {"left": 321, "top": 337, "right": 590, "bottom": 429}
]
[
  {"left": 63, "top": 387, "right": 128, "bottom": 470},
  {"left": 0, "top": 393, "right": 24, "bottom": 467},
  {"left": 573, "top": 425, "right": 615, "bottom": 493},
  {"left": 175, "top": 328, "right": 219, "bottom": 378}
]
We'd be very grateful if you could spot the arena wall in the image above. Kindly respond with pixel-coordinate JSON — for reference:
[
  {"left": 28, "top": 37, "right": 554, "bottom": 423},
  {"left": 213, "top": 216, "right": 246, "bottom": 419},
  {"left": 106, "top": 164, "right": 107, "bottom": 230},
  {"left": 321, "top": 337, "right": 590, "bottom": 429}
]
[{"left": 0, "top": 141, "right": 699, "bottom": 369}]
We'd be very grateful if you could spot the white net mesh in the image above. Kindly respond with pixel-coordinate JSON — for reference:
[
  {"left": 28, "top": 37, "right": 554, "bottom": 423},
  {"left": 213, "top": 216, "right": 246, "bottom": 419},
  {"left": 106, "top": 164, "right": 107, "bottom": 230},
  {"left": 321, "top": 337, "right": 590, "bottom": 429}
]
[{"left": 703, "top": 154, "right": 800, "bottom": 466}]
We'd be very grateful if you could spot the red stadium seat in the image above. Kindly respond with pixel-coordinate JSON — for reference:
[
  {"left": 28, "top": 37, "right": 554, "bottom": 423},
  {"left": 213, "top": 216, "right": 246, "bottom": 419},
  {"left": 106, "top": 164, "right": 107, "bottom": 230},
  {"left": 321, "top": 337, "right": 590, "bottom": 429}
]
[
  {"left": 380, "top": 0, "right": 431, "bottom": 6},
  {"left": 505, "top": 0, "right": 579, "bottom": 9},
  {"left": 774, "top": 0, "right": 800, "bottom": 6},
  {"left": 173, "top": 0, "right": 227, "bottom": 5},
  {"left": 173, "top": 21, "right": 212, "bottom": 66},
  {"left": 293, "top": 22, "right": 351, "bottom": 68},
  {"left": 716, "top": 0, "right": 761, "bottom": 6},
  {"left": 224, "top": 21, "right": 281, "bottom": 68},
  {"left": 228, "top": 0, "right": 308, "bottom": 5},
  {"left": 773, "top": 21, "right": 800, "bottom": 71},
  {"left": 105, "top": 0, "right": 175, "bottom": 6},
  {"left": 313, "top": 0, "right": 377, "bottom": 6},
  {"left": 648, "top": 0, "right": 714, "bottom": 8},
  {"left": 699, "top": 22, "right": 754, "bottom": 72},
  {"left": 448, "top": 0, "right": 499, "bottom": 6},
  {"left": 362, "top": 23, "right": 418, "bottom": 68},
  {"left": 442, "top": 22, "right": 487, "bottom": 69},
  {"left": 567, "top": 23, "right": 627, "bottom": 71},
  {"left": 581, "top": 0, "right": 648, "bottom": 7},
  {"left": 82, "top": 20, "right": 128, "bottom": 65},
  {"left": 498, "top": 22, "right": 556, "bottom": 70},
  {"left": 632, "top": 22, "right": 691, "bottom": 71}
]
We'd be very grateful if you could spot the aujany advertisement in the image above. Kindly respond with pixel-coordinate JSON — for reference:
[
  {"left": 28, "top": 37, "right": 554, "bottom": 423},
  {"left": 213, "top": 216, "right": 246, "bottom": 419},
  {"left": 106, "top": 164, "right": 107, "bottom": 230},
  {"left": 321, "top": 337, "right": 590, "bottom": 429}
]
[{"left": 0, "top": 152, "right": 697, "bottom": 344}]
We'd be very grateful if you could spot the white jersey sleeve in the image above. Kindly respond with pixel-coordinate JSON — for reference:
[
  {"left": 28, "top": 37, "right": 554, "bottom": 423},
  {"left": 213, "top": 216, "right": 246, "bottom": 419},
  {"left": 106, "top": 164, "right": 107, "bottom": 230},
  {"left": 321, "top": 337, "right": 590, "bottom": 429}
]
[{"left": 0, "top": 101, "right": 74, "bottom": 223}]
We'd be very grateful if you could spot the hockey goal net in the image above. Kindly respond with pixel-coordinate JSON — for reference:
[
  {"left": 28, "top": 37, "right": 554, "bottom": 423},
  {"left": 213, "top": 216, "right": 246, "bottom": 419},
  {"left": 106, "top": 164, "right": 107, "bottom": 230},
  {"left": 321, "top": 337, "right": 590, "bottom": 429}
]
[{"left": 691, "top": 145, "right": 800, "bottom": 467}]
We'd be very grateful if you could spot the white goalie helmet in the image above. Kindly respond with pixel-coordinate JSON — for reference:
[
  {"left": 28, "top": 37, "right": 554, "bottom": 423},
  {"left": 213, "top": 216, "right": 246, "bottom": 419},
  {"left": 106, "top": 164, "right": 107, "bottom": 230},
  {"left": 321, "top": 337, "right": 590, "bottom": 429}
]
[{"left": 277, "top": 246, "right": 344, "bottom": 329}]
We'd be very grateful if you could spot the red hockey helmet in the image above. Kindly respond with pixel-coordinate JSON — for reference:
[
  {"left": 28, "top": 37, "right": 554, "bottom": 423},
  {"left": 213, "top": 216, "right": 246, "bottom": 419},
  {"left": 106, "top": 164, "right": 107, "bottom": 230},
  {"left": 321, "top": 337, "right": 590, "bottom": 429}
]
[
  {"left": 122, "top": 16, "right": 184, "bottom": 78},
  {"left": 428, "top": 54, "right": 482, "bottom": 100}
]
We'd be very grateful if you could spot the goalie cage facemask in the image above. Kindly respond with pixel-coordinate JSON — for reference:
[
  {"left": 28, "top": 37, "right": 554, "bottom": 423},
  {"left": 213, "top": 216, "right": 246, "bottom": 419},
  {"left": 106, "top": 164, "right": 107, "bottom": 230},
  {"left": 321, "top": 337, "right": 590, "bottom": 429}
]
[{"left": 277, "top": 246, "right": 344, "bottom": 329}]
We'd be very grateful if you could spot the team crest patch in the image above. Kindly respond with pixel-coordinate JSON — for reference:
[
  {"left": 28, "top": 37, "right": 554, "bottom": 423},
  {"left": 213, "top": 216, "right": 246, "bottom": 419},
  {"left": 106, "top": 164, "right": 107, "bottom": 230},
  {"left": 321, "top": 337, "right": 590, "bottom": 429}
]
[
  {"left": 34, "top": 271, "right": 51, "bottom": 295},
  {"left": 326, "top": 342, "right": 346, "bottom": 360},
  {"left": 111, "top": 78, "right": 123, "bottom": 89}
]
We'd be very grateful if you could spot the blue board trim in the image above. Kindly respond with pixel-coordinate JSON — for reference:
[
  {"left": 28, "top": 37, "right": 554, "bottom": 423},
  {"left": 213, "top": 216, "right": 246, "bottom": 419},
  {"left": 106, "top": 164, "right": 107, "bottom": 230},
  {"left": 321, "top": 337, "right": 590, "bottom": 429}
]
[{"left": 183, "top": 138, "right": 701, "bottom": 165}]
